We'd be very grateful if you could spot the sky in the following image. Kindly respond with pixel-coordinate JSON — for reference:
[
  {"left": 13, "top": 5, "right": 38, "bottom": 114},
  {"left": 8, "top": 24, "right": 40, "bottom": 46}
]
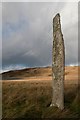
[{"left": 1, "top": 2, "right": 78, "bottom": 72}]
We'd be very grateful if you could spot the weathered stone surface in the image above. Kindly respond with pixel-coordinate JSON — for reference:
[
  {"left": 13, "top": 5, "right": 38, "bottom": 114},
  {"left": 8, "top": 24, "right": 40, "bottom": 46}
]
[{"left": 51, "top": 13, "right": 65, "bottom": 110}]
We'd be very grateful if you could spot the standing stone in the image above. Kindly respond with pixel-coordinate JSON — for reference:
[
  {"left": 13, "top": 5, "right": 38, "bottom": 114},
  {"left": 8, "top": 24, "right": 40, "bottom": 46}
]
[{"left": 51, "top": 13, "right": 65, "bottom": 110}]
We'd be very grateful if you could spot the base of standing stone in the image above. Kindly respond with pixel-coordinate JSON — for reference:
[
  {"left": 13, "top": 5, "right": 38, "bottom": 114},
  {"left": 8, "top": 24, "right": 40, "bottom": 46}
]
[{"left": 50, "top": 103, "right": 64, "bottom": 110}]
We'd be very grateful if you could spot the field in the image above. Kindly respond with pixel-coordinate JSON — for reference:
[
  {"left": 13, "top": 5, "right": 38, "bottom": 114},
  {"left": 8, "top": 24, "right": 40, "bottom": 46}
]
[{"left": 2, "top": 66, "right": 80, "bottom": 119}]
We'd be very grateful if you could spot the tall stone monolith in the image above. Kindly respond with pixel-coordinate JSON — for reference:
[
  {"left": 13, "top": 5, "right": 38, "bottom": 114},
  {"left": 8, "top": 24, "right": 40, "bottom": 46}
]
[{"left": 51, "top": 13, "right": 65, "bottom": 110}]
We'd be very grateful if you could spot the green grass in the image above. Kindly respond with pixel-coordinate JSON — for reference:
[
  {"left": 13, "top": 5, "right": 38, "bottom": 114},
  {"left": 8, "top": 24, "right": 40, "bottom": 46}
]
[{"left": 2, "top": 81, "right": 80, "bottom": 118}]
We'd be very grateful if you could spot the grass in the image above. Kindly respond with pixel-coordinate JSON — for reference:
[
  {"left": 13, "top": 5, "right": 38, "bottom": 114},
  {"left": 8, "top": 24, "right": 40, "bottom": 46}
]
[{"left": 2, "top": 80, "right": 80, "bottom": 119}]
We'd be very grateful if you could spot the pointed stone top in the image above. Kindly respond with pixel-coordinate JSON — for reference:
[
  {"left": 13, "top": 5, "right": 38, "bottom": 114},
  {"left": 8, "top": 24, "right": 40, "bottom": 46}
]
[
  {"left": 55, "top": 13, "right": 60, "bottom": 18},
  {"left": 53, "top": 13, "right": 61, "bottom": 31},
  {"left": 53, "top": 13, "right": 60, "bottom": 23}
]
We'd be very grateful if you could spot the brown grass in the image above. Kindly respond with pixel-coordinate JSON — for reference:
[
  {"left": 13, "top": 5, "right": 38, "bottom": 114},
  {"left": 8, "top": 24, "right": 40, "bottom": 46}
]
[
  {"left": 2, "top": 66, "right": 80, "bottom": 118},
  {"left": 2, "top": 79, "right": 79, "bottom": 118}
]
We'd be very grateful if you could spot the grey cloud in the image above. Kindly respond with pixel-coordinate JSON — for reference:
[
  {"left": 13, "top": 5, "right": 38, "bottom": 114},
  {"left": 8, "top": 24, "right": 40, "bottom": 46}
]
[{"left": 2, "top": 2, "right": 78, "bottom": 71}]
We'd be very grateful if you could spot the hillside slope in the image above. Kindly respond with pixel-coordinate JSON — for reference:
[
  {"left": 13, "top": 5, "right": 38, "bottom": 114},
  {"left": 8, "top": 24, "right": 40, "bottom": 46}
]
[{"left": 2, "top": 66, "right": 79, "bottom": 80}]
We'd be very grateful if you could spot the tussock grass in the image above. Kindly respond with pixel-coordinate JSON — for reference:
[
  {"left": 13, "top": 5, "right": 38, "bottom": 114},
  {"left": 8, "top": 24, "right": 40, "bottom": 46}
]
[{"left": 2, "top": 80, "right": 80, "bottom": 118}]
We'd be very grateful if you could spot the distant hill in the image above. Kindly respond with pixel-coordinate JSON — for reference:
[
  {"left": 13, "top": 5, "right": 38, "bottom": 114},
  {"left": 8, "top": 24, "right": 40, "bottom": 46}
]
[{"left": 1, "top": 66, "right": 79, "bottom": 80}]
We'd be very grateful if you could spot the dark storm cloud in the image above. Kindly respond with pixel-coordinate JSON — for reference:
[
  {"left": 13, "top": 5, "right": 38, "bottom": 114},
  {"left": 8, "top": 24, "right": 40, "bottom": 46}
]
[{"left": 2, "top": 2, "right": 78, "bottom": 72}]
